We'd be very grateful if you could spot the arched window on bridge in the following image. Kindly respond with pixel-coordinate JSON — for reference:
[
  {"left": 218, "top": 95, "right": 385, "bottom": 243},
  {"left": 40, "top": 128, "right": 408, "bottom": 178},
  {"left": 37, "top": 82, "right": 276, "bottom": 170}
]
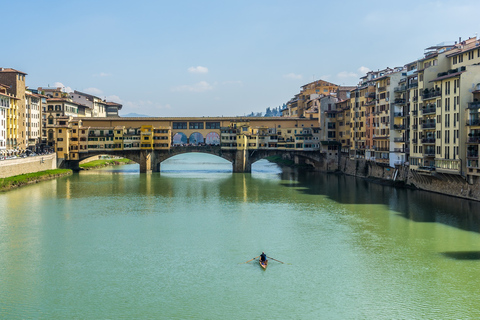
[
  {"left": 189, "top": 132, "right": 204, "bottom": 145},
  {"left": 205, "top": 132, "right": 220, "bottom": 145},
  {"left": 173, "top": 132, "right": 188, "bottom": 145}
]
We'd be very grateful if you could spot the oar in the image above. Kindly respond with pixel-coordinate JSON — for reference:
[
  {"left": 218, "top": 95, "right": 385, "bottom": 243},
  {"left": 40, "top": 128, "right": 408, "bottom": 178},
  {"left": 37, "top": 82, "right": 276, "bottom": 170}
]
[
  {"left": 241, "top": 256, "right": 259, "bottom": 264},
  {"left": 267, "top": 256, "right": 285, "bottom": 264}
]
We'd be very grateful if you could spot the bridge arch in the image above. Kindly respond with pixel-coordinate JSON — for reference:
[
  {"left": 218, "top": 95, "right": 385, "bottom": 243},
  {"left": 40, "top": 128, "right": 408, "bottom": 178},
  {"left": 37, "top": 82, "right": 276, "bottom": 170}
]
[
  {"left": 173, "top": 132, "right": 188, "bottom": 145},
  {"left": 189, "top": 132, "right": 204, "bottom": 145},
  {"left": 205, "top": 132, "right": 220, "bottom": 145}
]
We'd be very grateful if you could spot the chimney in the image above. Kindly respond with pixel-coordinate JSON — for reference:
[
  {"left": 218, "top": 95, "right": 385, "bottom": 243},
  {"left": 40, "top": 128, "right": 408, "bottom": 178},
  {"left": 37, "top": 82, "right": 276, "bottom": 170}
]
[{"left": 459, "top": 37, "right": 462, "bottom": 43}]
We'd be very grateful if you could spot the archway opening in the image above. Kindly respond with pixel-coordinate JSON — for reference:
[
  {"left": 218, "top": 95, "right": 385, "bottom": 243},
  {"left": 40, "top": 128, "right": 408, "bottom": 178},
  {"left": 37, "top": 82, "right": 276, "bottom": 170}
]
[
  {"left": 173, "top": 132, "right": 188, "bottom": 145},
  {"left": 189, "top": 132, "right": 204, "bottom": 146},
  {"left": 205, "top": 132, "right": 220, "bottom": 146},
  {"left": 160, "top": 153, "right": 232, "bottom": 174}
]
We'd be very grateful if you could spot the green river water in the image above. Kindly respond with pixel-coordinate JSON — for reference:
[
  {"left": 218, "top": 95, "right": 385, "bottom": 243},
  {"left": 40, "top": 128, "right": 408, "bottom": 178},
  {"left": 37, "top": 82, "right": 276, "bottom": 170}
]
[{"left": 1, "top": 153, "right": 480, "bottom": 319}]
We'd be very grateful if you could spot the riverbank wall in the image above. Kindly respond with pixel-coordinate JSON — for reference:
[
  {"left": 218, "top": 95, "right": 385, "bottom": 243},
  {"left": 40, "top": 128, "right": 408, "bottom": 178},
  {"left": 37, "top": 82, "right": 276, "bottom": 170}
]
[
  {"left": 334, "top": 153, "right": 480, "bottom": 202},
  {"left": 0, "top": 154, "right": 57, "bottom": 179}
]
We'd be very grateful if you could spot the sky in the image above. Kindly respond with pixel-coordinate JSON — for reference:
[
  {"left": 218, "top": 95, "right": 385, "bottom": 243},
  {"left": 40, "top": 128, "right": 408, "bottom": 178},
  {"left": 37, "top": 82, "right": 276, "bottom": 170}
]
[{"left": 3, "top": 0, "right": 480, "bottom": 117}]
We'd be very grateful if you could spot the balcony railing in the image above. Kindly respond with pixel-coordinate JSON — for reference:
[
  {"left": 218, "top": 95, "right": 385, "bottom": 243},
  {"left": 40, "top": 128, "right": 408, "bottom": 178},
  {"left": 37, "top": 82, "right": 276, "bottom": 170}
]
[
  {"left": 394, "top": 99, "right": 406, "bottom": 104},
  {"left": 421, "top": 138, "right": 435, "bottom": 144},
  {"left": 394, "top": 112, "right": 405, "bottom": 117},
  {"left": 393, "top": 148, "right": 404, "bottom": 153},
  {"left": 422, "top": 107, "right": 436, "bottom": 115},
  {"left": 422, "top": 91, "right": 442, "bottom": 100},
  {"left": 393, "top": 137, "right": 405, "bottom": 142},
  {"left": 467, "top": 119, "right": 480, "bottom": 126},
  {"left": 423, "top": 150, "right": 435, "bottom": 156},
  {"left": 468, "top": 137, "right": 480, "bottom": 143},
  {"left": 393, "top": 124, "right": 406, "bottom": 130},
  {"left": 467, "top": 101, "right": 480, "bottom": 109},
  {"left": 378, "top": 86, "right": 387, "bottom": 92},
  {"left": 422, "top": 122, "right": 436, "bottom": 129},
  {"left": 394, "top": 85, "right": 407, "bottom": 92},
  {"left": 467, "top": 152, "right": 479, "bottom": 158},
  {"left": 408, "top": 82, "right": 419, "bottom": 88}
]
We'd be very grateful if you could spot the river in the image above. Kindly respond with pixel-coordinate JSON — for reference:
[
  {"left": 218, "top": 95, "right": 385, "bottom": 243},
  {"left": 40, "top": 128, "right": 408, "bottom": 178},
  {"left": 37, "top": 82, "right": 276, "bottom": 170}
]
[{"left": 1, "top": 153, "right": 480, "bottom": 319}]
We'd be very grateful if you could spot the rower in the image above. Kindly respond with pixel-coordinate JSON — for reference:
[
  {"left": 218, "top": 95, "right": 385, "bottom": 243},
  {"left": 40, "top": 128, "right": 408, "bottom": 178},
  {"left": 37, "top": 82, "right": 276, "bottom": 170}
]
[{"left": 260, "top": 252, "right": 267, "bottom": 262}]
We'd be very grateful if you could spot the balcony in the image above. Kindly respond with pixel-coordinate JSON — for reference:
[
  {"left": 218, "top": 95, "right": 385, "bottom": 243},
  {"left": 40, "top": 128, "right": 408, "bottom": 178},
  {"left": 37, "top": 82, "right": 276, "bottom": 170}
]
[
  {"left": 394, "top": 98, "right": 406, "bottom": 104},
  {"left": 394, "top": 112, "right": 405, "bottom": 117},
  {"left": 422, "top": 90, "right": 441, "bottom": 100},
  {"left": 468, "top": 137, "right": 480, "bottom": 143},
  {"left": 468, "top": 101, "right": 480, "bottom": 109},
  {"left": 422, "top": 122, "right": 436, "bottom": 129},
  {"left": 422, "top": 107, "right": 436, "bottom": 115},
  {"left": 394, "top": 85, "right": 407, "bottom": 92},
  {"left": 421, "top": 138, "right": 435, "bottom": 144},
  {"left": 408, "top": 82, "right": 419, "bottom": 88},
  {"left": 393, "top": 137, "right": 405, "bottom": 143},
  {"left": 467, "top": 119, "right": 480, "bottom": 126},
  {"left": 423, "top": 149, "right": 435, "bottom": 156},
  {"left": 393, "top": 148, "right": 404, "bottom": 153},
  {"left": 378, "top": 86, "right": 387, "bottom": 92},
  {"left": 393, "top": 124, "right": 406, "bottom": 130},
  {"left": 467, "top": 152, "right": 479, "bottom": 159}
]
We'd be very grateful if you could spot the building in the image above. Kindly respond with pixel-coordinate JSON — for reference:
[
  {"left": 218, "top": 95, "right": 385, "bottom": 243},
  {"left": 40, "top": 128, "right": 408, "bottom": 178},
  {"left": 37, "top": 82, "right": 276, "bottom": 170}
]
[
  {"left": 284, "top": 80, "right": 339, "bottom": 117},
  {"left": 70, "top": 90, "right": 107, "bottom": 117},
  {"left": 0, "top": 68, "right": 27, "bottom": 151},
  {"left": 25, "top": 90, "right": 42, "bottom": 152},
  {"left": 106, "top": 101, "right": 122, "bottom": 117},
  {"left": 0, "top": 84, "right": 12, "bottom": 155}
]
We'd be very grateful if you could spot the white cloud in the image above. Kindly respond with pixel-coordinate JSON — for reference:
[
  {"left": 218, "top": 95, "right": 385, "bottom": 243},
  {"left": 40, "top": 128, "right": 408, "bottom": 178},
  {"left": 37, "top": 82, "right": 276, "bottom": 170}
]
[
  {"left": 221, "top": 80, "right": 243, "bottom": 86},
  {"left": 105, "top": 95, "right": 122, "bottom": 103},
  {"left": 337, "top": 71, "right": 358, "bottom": 79},
  {"left": 171, "top": 81, "right": 214, "bottom": 93},
  {"left": 283, "top": 73, "right": 303, "bottom": 80},
  {"left": 53, "top": 82, "right": 73, "bottom": 93},
  {"left": 358, "top": 66, "right": 371, "bottom": 75},
  {"left": 188, "top": 66, "right": 209, "bottom": 74},
  {"left": 94, "top": 72, "right": 111, "bottom": 77},
  {"left": 83, "top": 87, "right": 103, "bottom": 96}
]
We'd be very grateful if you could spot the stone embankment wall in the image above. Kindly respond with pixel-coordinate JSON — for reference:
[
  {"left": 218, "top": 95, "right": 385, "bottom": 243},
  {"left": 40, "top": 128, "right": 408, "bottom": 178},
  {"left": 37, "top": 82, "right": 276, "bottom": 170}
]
[
  {"left": 0, "top": 154, "right": 57, "bottom": 178},
  {"left": 336, "top": 153, "right": 480, "bottom": 201}
]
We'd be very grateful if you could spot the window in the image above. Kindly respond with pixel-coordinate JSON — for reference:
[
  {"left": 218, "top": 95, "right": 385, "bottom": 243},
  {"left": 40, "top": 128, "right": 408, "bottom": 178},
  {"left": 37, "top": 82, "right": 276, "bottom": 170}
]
[
  {"left": 172, "top": 122, "right": 187, "bottom": 129},
  {"left": 205, "top": 122, "right": 220, "bottom": 129},
  {"left": 189, "top": 122, "right": 204, "bottom": 129}
]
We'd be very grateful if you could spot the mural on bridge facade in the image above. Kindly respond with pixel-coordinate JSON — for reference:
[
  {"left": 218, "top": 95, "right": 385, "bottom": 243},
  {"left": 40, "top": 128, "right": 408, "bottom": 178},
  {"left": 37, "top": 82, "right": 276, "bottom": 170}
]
[
  {"left": 205, "top": 132, "right": 220, "bottom": 145},
  {"left": 173, "top": 133, "right": 188, "bottom": 145},
  {"left": 189, "top": 132, "right": 204, "bottom": 145}
]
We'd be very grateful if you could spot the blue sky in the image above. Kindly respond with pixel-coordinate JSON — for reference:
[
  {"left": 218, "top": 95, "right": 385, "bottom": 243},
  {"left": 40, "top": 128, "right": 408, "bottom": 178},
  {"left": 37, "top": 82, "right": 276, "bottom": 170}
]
[{"left": 3, "top": 0, "right": 480, "bottom": 116}]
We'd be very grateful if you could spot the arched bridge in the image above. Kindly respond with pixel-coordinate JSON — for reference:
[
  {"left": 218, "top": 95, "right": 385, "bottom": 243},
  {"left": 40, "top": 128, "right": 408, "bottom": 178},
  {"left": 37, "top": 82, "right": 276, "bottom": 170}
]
[
  {"left": 57, "top": 116, "right": 329, "bottom": 172},
  {"left": 70, "top": 146, "right": 328, "bottom": 173}
]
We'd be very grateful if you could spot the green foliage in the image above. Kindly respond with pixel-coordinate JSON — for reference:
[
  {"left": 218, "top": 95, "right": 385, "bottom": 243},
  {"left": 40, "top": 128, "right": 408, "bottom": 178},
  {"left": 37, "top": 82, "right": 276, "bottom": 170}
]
[
  {"left": 79, "top": 158, "right": 133, "bottom": 169},
  {"left": 0, "top": 169, "right": 72, "bottom": 192}
]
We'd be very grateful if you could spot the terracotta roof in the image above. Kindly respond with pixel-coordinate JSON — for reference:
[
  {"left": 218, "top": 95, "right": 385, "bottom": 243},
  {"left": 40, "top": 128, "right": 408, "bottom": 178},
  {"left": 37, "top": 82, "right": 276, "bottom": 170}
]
[
  {"left": 0, "top": 68, "right": 27, "bottom": 75},
  {"left": 106, "top": 101, "right": 122, "bottom": 106}
]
